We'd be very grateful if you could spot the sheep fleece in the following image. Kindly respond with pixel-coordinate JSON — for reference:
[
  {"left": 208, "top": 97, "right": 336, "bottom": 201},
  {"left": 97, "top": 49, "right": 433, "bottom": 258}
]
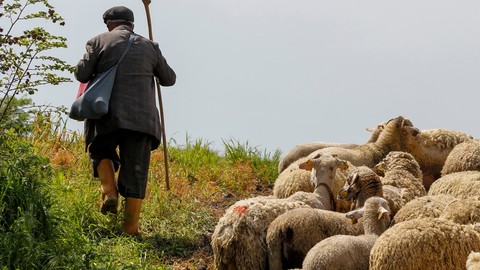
[{"left": 370, "top": 218, "right": 480, "bottom": 270}]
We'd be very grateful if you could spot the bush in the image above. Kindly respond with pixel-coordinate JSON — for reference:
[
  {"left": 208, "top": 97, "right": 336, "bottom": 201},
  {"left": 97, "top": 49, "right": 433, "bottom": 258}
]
[{"left": 0, "top": 130, "right": 87, "bottom": 269}]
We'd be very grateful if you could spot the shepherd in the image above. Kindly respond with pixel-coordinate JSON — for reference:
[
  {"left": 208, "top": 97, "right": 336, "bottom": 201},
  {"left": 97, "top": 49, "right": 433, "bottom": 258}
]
[{"left": 74, "top": 6, "right": 176, "bottom": 235}]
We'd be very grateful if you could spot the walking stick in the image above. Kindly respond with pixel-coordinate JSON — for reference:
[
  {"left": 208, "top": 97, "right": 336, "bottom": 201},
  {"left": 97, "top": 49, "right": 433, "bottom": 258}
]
[{"left": 142, "top": 0, "right": 170, "bottom": 190}]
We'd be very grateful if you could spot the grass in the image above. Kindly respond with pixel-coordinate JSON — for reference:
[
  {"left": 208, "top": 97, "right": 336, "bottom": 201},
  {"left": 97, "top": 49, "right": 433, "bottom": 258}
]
[{"left": 0, "top": 114, "right": 281, "bottom": 269}]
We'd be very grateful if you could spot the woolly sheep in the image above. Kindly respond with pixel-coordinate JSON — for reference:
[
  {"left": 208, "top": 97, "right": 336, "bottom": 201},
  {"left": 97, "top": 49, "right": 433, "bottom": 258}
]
[
  {"left": 301, "top": 197, "right": 391, "bottom": 270},
  {"left": 265, "top": 207, "right": 364, "bottom": 270},
  {"left": 441, "top": 140, "right": 480, "bottom": 176},
  {"left": 404, "top": 128, "right": 473, "bottom": 190},
  {"left": 277, "top": 123, "right": 384, "bottom": 173},
  {"left": 297, "top": 153, "right": 352, "bottom": 211},
  {"left": 211, "top": 194, "right": 315, "bottom": 270},
  {"left": 373, "top": 151, "right": 426, "bottom": 202},
  {"left": 277, "top": 142, "right": 357, "bottom": 174},
  {"left": 338, "top": 166, "right": 404, "bottom": 218},
  {"left": 369, "top": 218, "right": 480, "bottom": 270},
  {"left": 307, "top": 116, "right": 416, "bottom": 168},
  {"left": 274, "top": 153, "right": 355, "bottom": 212},
  {"left": 337, "top": 166, "right": 383, "bottom": 210},
  {"left": 440, "top": 198, "right": 480, "bottom": 225},
  {"left": 428, "top": 171, "right": 480, "bottom": 199},
  {"left": 467, "top": 252, "right": 480, "bottom": 270},
  {"left": 392, "top": 194, "right": 480, "bottom": 225},
  {"left": 273, "top": 116, "right": 416, "bottom": 200},
  {"left": 392, "top": 194, "right": 456, "bottom": 225},
  {"left": 211, "top": 154, "right": 350, "bottom": 270}
]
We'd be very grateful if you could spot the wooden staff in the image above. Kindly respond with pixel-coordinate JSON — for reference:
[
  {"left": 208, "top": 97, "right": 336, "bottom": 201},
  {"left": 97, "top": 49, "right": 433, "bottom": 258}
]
[{"left": 142, "top": 0, "right": 170, "bottom": 190}]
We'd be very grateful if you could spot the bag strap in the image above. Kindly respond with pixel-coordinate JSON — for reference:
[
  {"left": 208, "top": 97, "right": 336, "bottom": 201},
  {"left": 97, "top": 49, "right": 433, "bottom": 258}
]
[{"left": 117, "top": 33, "right": 135, "bottom": 65}]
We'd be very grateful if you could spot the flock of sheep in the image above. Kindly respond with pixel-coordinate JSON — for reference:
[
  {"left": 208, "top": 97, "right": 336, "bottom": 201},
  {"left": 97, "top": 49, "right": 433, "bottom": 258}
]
[{"left": 210, "top": 116, "right": 480, "bottom": 270}]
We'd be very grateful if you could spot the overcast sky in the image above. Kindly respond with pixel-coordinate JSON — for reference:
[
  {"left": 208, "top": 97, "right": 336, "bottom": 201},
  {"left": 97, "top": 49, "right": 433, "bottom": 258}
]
[{"left": 31, "top": 0, "right": 480, "bottom": 154}]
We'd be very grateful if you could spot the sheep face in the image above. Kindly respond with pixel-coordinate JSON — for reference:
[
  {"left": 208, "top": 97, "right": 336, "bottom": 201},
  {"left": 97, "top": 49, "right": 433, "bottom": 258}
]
[
  {"left": 345, "top": 196, "right": 391, "bottom": 228},
  {"left": 299, "top": 153, "right": 349, "bottom": 187},
  {"left": 337, "top": 171, "right": 361, "bottom": 201},
  {"left": 337, "top": 167, "right": 383, "bottom": 208}
]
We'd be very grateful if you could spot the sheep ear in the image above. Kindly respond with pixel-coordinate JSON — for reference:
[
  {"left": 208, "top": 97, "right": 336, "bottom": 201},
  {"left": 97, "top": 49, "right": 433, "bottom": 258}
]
[
  {"left": 346, "top": 208, "right": 364, "bottom": 219},
  {"left": 378, "top": 206, "right": 390, "bottom": 220},
  {"left": 350, "top": 172, "right": 359, "bottom": 185},
  {"left": 299, "top": 160, "right": 313, "bottom": 171},
  {"left": 346, "top": 208, "right": 363, "bottom": 224}
]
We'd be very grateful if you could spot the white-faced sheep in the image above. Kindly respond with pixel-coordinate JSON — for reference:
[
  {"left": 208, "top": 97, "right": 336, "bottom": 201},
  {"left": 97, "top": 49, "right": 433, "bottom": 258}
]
[
  {"left": 467, "top": 251, "right": 480, "bottom": 270},
  {"left": 404, "top": 128, "right": 473, "bottom": 190},
  {"left": 273, "top": 156, "right": 355, "bottom": 213},
  {"left": 441, "top": 140, "right": 480, "bottom": 176},
  {"left": 369, "top": 218, "right": 480, "bottom": 270},
  {"left": 211, "top": 154, "right": 350, "bottom": 270},
  {"left": 277, "top": 123, "right": 384, "bottom": 173},
  {"left": 428, "top": 170, "right": 480, "bottom": 199},
  {"left": 373, "top": 151, "right": 427, "bottom": 202},
  {"left": 301, "top": 197, "right": 391, "bottom": 270},
  {"left": 273, "top": 116, "right": 417, "bottom": 200}
]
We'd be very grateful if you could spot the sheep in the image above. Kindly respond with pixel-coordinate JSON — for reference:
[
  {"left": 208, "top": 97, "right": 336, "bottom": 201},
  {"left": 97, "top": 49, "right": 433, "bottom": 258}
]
[
  {"left": 440, "top": 198, "right": 480, "bottom": 225},
  {"left": 467, "top": 252, "right": 480, "bottom": 270},
  {"left": 392, "top": 194, "right": 480, "bottom": 225},
  {"left": 211, "top": 194, "right": 314, "bottom": 270},
  {"left": 392, "top": 194, "right": 456, "bottom": 225},
  {"left": 277, "top": 123, "right": 384, "bottom": 173},
  {"left": 210, "top": 154, "right": 349, "bottom": 270},
  {"left": 274, "top": 153, "right": 355, "bottom": 212},
  {"left": 337, "top": 166, "right": 383, "bottom": 210},
  {"left": 277, "top": 142, "right": 358, "bottom": 174},
  {"left": 441, "top": 140, "right": 480, "bottom": 176},
  {"left": 404, "top": 128, "right": 473, "bottom": 190},
  {"left": 428, "top": 170, "right": 480, "bottom": 199},
  {"left": 301, "top": 197, "right": 391, "bottom": 270},
  {"left": 273, "top": 116, "right": 416, "bottom": 200},
  {"left": 373, "top": 151, "right": 427, "bottom": 202},
  {"left": 265, "top": 206, "right": 364, "bottom": 270},
  {"left": 369, "top": 218, "right": 480, "bottom": 270}
]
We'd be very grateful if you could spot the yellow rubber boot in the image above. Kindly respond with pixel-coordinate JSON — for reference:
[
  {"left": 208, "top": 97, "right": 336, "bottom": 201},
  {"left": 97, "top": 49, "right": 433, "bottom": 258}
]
[
  {"left": 123, "top": 197, "right": 143, "bottom": 235},
  {"left": 97, "top": 159, "right": 118, "bottom": 214}
]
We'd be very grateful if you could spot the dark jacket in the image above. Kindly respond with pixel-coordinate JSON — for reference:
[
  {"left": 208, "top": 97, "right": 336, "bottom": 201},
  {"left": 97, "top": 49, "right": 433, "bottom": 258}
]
[{"left": 74, "top": 25, "right": 176, "bottom": 150}]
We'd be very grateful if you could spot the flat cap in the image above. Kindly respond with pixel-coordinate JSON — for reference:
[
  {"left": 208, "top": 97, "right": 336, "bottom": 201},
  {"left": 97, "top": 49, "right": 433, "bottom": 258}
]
[{"left": 103, "top": 6, "right": 134, "bottom": 24}]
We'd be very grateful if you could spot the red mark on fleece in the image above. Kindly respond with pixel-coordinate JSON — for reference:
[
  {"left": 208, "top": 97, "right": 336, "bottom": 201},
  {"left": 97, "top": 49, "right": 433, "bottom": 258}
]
[{"left": 232, "top": 205, "right": 249, "bottom": 216}]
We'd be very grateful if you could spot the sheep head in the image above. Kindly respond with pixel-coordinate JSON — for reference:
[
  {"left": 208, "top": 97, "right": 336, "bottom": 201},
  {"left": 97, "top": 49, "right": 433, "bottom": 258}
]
[
  {"left": 337, "top": 167, "right": 383, "bottom": 209},
  {"left": 338, "top": 171, "right": 361, "bottom": 201},
  {"left": 299, "top": 153, "right": 349, "bottom": 188},
  {"left": 346, "top": 197, "right": 391, "bottom": 232},
  {"left": 374, "top": 151, "right": 422, "bottom": 178}
]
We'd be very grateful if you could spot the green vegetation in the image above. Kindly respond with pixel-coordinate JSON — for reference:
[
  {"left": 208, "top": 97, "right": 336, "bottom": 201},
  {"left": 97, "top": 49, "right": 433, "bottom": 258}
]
[{"left": 0, "top": 115, "right": 281, "bottom": 269}]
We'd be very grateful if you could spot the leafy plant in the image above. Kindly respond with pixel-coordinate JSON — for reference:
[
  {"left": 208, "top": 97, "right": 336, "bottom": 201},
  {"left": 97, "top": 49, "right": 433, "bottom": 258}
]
[{"left": 0, "top": 0, "right": 73, "bottom": 129}]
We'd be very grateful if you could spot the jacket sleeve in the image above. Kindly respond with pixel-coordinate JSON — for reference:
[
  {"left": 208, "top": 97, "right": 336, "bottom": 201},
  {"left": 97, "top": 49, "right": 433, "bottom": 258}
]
[
  {"left": 74, "top": 40, "right": 99, "bottom": 83},
  {"left": 153, "top": 43, "right": 176, "bottom": 87}
]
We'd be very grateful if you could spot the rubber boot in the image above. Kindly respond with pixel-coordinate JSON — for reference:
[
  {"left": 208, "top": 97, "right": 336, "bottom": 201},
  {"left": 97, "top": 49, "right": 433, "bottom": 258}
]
[
  {"left": 123, "top": 197, "right": 143, "bottom": 235},
  {"left": 97, "top": 159, "right": 118, "bottom": 214}
]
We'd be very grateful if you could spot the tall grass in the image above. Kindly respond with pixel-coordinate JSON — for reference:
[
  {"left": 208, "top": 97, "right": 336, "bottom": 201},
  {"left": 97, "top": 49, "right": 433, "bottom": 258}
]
[{"left": 0, "top": 114, "right": 282, "bottom": 269}]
